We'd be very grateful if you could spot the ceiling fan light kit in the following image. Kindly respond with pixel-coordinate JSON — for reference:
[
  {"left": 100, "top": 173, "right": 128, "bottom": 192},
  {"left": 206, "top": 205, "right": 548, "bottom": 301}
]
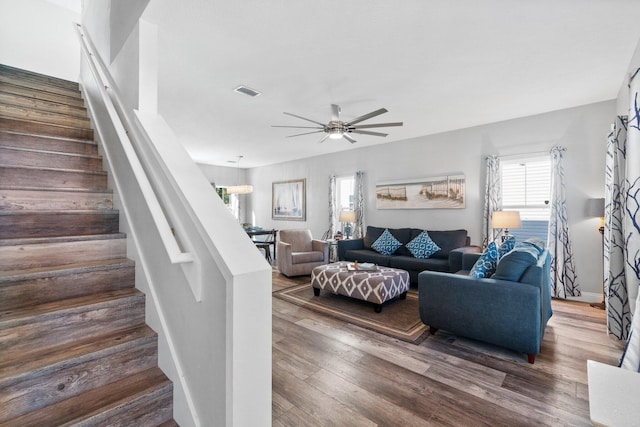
[{"left": 273, "top": 104, "right": 403, "bottom": 144}]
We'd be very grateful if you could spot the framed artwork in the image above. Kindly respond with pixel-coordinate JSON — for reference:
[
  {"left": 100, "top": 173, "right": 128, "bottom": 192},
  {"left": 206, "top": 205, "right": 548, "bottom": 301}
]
[
  {"left": 272, "top": 179, "right": 306, "bottom": 220},
  {"left": 376, "top": 174, "right": 465, "bottom": 209}
]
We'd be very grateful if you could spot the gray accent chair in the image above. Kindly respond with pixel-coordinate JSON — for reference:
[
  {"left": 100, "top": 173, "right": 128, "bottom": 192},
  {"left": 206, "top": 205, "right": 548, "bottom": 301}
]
[{"left": 277, "top": 229, "right": 329, "bottom": 277}]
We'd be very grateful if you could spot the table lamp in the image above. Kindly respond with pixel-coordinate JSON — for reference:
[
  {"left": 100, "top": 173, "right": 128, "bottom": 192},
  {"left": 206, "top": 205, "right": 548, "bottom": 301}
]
[
  {"left": 339, "top": 210, "right": 356, "bottom": 239},
  {"left": 491, "top": 210, "right": 521, "bottom": 241}
]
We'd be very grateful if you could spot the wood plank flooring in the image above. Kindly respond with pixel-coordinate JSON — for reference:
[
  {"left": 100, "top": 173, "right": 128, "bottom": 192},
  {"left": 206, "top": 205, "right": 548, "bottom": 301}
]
[{"left": 272, "top": 272, "right": 624, "bottom": 426}]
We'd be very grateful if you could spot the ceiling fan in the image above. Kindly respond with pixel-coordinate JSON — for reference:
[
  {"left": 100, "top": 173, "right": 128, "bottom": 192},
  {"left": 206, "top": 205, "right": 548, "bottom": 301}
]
[{"left": 272, "top": 104, "right": 403, "bottom": 144}]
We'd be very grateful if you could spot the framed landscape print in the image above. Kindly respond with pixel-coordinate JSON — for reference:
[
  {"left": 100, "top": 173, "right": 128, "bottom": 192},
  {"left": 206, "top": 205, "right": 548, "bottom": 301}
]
[
  {"left": 376, "top": 174, "right": 465, "bottom": 209},
  {"left": 272, "top": 179, "right": 306, "bottom": 220}
]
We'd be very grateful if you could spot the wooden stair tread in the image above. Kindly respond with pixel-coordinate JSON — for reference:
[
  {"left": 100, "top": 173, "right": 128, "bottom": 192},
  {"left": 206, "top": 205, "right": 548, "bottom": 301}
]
[
  {"left": 0, "top": 91, "right": 87, "bottom": 118},
  {"left": 0, "top": 208, "right": 119, "bottom": 215},
  {"left": 0, "top": 185, "right": 111, "bottom": 194},
  {"left": 0, "top": 288, "right": 144, "bottom": 325},
  {"left": 0, "top": 113, "right": 91, "bottom": 131},
  {"left": 0, "top": 232, "right": 127, "bottom": 247},
  {"left": 0, "top": 257, "right": 133, "bottom": 282},
  {"left": 0, "top": 82, "right": 85, "bottom": 109},
  {"left": 0, "top": 75, "right": 83, "bottom": 100},
  {"left": 0, "top": 324, "right": 156, "bottom": 381},
  {"left": 0, "top": 129, "right": 96, "bottom": 145},
  {"left": 0, "top": 103, "right": 90, "bottom": 127},
  {"left": 0, "top": 144, "right": 102, "bottom": 161},
  {"left": 0, "top": 64, "right": 80, "bottom": 92},
  {"left": 0, "top": 163, "right": 107, "bottom": 176},
  {"left": 0, "top": 367, "right": 172, "bottom": 427}
]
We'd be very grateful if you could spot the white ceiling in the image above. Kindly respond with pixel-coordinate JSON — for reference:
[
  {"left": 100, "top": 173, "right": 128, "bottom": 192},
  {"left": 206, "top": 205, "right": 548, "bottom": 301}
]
[{"left": 140, "top": 0, "right": 640, "bottom": 168}]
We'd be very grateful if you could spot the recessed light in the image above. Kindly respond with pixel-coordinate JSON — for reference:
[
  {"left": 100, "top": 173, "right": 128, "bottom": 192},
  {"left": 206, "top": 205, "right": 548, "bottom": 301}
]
[{"left": 233, "top": 85, "right": 261, "bottom": 97}]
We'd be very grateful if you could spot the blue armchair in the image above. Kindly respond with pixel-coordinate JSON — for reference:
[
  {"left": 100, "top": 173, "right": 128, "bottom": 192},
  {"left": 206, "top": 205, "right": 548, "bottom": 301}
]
[{"left": 418, "top": 244, "right": 552, "bottom": 364}]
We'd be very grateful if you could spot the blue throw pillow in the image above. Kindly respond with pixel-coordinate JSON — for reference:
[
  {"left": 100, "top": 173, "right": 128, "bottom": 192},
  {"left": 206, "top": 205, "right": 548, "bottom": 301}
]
[
  {"left": 371, "top": 229, "right": 402, "bottom": 256},
  {"left": 491, "top": 245, "right": 539, "bottom": 281},
  {"left": 469, "top": 241, "right": 499, "bottom": 278},
  {"left": 498, "top": 235, "right": 516, "bottom": 258},
  {"left": 406, "top": 230, "right": 441, "bottom": 259}
]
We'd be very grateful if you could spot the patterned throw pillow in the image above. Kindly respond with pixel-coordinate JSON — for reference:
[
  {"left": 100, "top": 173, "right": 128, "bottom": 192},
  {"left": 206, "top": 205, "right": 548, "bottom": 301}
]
[
  {"left": 371, "top": 229, "right": 403, "bottom": 256},
  {"left": 406, "top": 231, "right": 441, "bottom": 259},
  {"left": 498, "top": 235, "right": 516, "bottom": 258},
  {"left": 469, "top": 241, "right": 499, "bottom": 278}
]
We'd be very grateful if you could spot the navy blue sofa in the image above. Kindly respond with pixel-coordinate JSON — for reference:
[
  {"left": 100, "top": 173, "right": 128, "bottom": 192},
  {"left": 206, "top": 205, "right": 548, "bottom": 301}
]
[
  {"left": 418, "top": 242, "right": 552, "bottom": 363},
  {"left": 337, "top": 226, "right": 481, "bottom": 285}
]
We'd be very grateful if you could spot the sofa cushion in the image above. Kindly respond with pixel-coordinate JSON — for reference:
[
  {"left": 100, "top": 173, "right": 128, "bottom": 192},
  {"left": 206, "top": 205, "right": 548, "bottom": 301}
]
[
  {"left": 291, "top": 251, "right": 324, "bottom": 264},
  {"left": 492, "top": 244, "right": 539, "bottom": 282},
  {"left": 344, "top": 249, "right": 391, "bottom": 266},
  {"left": 390, "top": 255, "right": 449, "bottom": 273},
  {"left": 426, "top": 229, "right": 469, "bottom": 259},
  {"left": 469, "top": 241, "right": 499, "bottom": 278},
  {"left": 406, "top": 230, "right": 440, "bottom": 259},
  {"left": 363, "top": 226, "right": 386, "bottom": 249},
  {"left": 371, "top": 229, "right": 403, "bottom": 255}
]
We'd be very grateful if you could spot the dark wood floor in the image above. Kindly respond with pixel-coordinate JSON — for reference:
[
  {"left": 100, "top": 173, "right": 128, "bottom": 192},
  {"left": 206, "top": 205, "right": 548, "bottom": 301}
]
[{"left": 272, "top": 272, "right": 624, "bottom": 426}]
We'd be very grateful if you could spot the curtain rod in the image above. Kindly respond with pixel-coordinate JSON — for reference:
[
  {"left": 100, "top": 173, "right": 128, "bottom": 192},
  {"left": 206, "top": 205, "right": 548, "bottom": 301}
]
[{"left": 489, "top": 149, "right": 558, "bottom": 161}]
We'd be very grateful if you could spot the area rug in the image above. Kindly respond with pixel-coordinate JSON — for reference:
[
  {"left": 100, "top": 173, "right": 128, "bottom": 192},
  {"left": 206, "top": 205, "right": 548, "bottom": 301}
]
[{"left": 273, "top": 282, "right": 429, "bottom": 344}]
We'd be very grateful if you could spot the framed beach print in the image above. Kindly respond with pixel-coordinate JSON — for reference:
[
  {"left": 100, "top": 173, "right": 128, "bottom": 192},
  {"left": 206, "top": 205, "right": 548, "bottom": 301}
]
[
  {"left": 272, "top": 179, "right": 306, "bottom": 220},
  {"left": 376, "top": 174, "right": 465, "bottom": 209}
]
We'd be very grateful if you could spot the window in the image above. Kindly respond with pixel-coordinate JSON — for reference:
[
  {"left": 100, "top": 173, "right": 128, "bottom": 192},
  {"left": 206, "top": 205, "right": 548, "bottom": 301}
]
[
  {"left": 335, "top": 175, "right": 355, "bottom": 235},
  {"left": 215, "top": 185, "right": 239, "bottom": 219},
  {"left": 501, "top": 156, "right": 551, "bottom": 243}
]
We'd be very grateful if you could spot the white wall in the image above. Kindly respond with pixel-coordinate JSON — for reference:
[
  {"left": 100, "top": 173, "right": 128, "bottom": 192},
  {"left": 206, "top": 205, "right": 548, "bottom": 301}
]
[
  {"left": 0, "top": 0, "right": 80, "bottom": 81},
  {"left": 244, "top": 100, "right": 615, "bottom": 300},
  {"left": 198, "top": 162, "right": 251, "bottom": 223}
]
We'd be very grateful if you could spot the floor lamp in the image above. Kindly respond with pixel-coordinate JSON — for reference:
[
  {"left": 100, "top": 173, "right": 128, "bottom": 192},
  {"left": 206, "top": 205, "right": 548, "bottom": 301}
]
[{"left": 588, "top": 198, "right": 606, "bottom": 310}]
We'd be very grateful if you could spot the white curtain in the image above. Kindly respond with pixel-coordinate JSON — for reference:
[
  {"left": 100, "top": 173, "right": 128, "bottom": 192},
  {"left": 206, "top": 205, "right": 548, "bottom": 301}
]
[
  {"left": 322, "top": 175, "right": 337, "bottom": 240},
  {"left": 481, "top": 155, "right": 501, "bottom": 248},
  {"left": 619, "top": 68, "right": 640, "bottom": 369},
  {"left": 353, "top": 171, "right": 365, "bottom": 239},
  {"left": 604, "top": 116, "right": 631, "bottom": 339},
  {"left": 624, "top": 71, "right": 640, "bottom": 316},
  {"left": 548, "top": 146, "right": 581, "bottom": 298}
]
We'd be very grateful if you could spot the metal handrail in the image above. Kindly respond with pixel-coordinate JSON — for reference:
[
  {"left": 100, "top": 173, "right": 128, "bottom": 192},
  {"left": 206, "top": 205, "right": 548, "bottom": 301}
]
[{"left": 74, "top": 23, "right": 193, "bottom": 265}]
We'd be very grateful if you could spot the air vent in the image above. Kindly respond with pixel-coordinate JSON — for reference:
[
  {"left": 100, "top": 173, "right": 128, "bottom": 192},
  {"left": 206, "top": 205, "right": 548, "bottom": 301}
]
[{"left": 233, "top": 85, "right": 261, "bottom": 97}]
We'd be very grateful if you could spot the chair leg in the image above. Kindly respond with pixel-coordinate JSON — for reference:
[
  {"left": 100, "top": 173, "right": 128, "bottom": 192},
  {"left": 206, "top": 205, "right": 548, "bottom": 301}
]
[
  {"left": 527, "top": 354, "right": 536, "bottom": 364},
  {"left": 429, "top": 326, "right": 438, "bottom": 335}
]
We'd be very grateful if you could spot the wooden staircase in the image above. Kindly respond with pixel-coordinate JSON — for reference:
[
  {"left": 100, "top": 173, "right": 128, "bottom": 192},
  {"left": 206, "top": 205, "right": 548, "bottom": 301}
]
[{"left": 0, "top": 64, "right": 178, "bottom": 426}]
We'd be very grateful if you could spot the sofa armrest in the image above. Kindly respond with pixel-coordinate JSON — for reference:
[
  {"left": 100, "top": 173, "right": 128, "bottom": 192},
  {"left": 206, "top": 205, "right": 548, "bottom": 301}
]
[
  {"left": 337, "top": 238, "right": 364, "bottom": 260},
  {"left": 312, "top": 239, "right": 330, "bottom": 263},
  {"left": 448, "top": 245, "right": 482, "bottom": 272},
  {"left": 461, "top": 252, "right": 482, "bottom": 271},
  {"left": 418, "top": 270, "right": 542, "bottom": 355}
]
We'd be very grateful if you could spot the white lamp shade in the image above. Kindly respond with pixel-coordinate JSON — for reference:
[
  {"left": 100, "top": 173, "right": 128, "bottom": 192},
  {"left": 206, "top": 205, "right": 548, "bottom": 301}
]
[
  {"left": 491, "top": 210, "right": 521, "bottom": 229},
  {"left": 339, "top": 210, "right": 356, "bottom": 223},
  {"left": 227, "top": 185, "right": 253, "bottom": 195}
]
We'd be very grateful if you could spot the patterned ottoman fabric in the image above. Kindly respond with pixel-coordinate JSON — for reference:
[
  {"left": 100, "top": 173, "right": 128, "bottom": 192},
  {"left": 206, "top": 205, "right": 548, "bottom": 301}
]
[{"left": 311, "top": 261, "right": 410, "bottom": 311}]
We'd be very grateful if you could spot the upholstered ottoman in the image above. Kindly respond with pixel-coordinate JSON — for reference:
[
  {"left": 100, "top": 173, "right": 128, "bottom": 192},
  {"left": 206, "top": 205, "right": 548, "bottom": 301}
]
[{"left": 311, "top": 261, "right": 410, "bottom": 312}]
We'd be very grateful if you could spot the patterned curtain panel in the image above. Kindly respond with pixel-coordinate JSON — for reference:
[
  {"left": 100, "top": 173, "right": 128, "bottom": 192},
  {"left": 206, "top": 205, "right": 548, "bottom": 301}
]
[
  {"left": 353, "top": 171, "right": 365, "bottom": 239},
  {"left": 322, "top": 175, "right": 337, "bottom": 240},
  {"left": 548, "top": 146, "right": 581, "bottom": 298},
  {"left": 481, "top": 155, "right": 501, "bottom": 248},
  {"left": 605, "top": 116, "right": 631, "bottom": 339},
  {"left": 625, "top": 71, "right": 640, "bottom": 318}
]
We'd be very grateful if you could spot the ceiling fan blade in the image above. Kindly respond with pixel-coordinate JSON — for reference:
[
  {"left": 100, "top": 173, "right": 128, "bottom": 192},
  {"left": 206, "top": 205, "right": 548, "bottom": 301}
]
[
  {"left": 318, "top": 134, "right": 330, "bottom": 144},
  {"left": 272, "top": 125, "right": 324, "bottom": 129},
  {"left": 349, "top": 122, "right": 403, "bottom": 129},
  {"left": 346, "top": 108, "right": 388, "bottom": 126},
  {"left": 283, "top": 111, "right": 326, "bottom": 126},
  {"left": 331, "top": 104, "right": 341, "bottom": 121},
  {"left": 287, "top": 130, "right": 324, "bottom": 138},
  {"left": 342, "top": 133, "right": 357, "bottom": 144},
  {"left": 350, "top": 129, "right": 388, "bottom": 137}
]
